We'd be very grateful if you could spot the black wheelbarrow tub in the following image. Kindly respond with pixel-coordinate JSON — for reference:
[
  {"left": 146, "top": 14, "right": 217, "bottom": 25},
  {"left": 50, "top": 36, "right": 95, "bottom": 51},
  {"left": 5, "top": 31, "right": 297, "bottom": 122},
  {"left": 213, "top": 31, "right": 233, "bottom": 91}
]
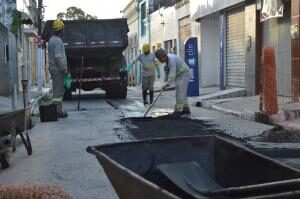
[{"left": 87, "top": 136, "right": 300, "bottom": 199}]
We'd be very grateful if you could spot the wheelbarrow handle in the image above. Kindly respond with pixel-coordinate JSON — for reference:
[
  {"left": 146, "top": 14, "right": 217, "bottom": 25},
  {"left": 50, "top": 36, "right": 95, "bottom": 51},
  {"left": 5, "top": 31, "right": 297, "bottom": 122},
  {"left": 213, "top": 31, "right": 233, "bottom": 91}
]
[{"left": 19, "top": 132, "right": 32, "bottom": 155}]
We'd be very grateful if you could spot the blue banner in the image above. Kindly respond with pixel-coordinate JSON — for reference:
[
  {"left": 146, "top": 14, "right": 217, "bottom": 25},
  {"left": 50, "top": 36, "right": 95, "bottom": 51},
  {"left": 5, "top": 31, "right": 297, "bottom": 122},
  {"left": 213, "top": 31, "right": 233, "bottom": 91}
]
[{"left": 185, "top": 37, "right": 199, "bottom": 97}]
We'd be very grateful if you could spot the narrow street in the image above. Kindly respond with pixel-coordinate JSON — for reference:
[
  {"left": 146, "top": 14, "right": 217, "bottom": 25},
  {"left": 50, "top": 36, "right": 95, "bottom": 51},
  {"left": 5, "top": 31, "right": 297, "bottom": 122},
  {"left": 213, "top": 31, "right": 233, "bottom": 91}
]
[
  {"left": 0, "top": 87, "right": 294, "bottom": 198},
  {"left": 1, "top": 0, "right": 300, "bottom": 198}
]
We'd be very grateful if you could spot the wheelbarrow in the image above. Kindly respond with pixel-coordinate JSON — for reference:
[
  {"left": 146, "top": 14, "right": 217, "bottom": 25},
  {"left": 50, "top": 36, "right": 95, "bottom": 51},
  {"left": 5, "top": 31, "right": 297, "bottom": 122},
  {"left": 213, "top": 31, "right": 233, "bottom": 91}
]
[{"left": 87, "top": 135, "right": 300, "bottom": 199}]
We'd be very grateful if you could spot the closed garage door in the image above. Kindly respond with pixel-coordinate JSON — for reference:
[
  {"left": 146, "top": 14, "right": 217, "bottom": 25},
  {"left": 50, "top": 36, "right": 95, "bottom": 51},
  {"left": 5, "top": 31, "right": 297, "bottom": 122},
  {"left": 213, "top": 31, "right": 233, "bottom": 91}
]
[{"left": 226, "top": 7, "right": 245, "bottom": 87}]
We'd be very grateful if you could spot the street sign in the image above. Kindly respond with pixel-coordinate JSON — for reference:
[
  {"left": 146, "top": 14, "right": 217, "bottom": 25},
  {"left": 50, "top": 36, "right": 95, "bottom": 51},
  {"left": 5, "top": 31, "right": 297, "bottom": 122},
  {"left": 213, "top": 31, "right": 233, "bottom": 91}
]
[
  {"left": 185, "top": 37, "right": 200, "bottom": 97},
  {"left": 34, "top": 36, "right": 43, "bottom": 45}
]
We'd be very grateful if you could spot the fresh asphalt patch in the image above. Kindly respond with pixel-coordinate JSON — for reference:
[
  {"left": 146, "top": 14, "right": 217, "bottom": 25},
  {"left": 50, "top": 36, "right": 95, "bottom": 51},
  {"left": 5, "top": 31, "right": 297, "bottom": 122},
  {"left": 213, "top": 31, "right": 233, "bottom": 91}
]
[
  {"left": 247, "top": 126, "right": 300, "bottom": 143},
  {"left": 120, "top": 116, "right": 300, "bottom": 170},
  {"left": 120, "top": 116, "right": 231, "bottom": 140}
]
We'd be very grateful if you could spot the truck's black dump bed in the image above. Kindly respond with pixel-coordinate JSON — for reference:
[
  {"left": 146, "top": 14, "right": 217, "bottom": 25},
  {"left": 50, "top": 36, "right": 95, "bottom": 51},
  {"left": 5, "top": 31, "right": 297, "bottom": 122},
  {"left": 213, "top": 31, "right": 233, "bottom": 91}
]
[
  {"left": 42, "top": 19, "right": 129, "bottom": 98},
  {"left": 42, "top": 19, "right": 128, "bottom": 49},
  {"left": 42, "top": 19, "right": 128, "bottom": 58},
  {"left": 87, "top": 136, "right": 300, "bottom": 199}
]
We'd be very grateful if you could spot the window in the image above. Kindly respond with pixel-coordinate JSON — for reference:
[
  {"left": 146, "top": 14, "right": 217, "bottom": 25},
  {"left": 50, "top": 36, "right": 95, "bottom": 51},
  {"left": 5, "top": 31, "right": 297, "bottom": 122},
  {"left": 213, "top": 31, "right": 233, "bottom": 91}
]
[{"left": 141, "top": 3, "right": 146, "bottom": 36}]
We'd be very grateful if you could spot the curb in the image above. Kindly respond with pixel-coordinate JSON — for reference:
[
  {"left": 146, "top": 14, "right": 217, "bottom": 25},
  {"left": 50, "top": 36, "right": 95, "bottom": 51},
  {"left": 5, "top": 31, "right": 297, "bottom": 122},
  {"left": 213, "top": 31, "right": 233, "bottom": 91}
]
[{"left": 197, "top": 99, "right": 266, "bottom": 123}]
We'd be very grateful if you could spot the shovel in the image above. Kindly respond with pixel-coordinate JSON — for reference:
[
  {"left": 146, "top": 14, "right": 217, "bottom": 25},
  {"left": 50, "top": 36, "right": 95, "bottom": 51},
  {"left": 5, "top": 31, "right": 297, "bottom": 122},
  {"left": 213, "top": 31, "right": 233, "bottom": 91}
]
[
  {"left": 143, "top": 86, "right": 176, "bottom": 117},
  {"left": 77, "top": 56, "right": 86, "bottom": 111},
  {"left": 143, "top": 88, "right": 164, "bottom": 117}
]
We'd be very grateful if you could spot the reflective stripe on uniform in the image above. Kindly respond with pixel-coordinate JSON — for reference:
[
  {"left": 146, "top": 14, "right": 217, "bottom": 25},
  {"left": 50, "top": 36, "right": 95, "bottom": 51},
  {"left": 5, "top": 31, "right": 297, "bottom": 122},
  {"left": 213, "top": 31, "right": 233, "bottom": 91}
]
[
  {"left": 177, "top": 64, "right": 188, "bottom": 76},
  {"left": 52, "top": 97, "right": 63, "bottom": 103},
  {"left": 175, "top": 102, "right": 184, "bottom": 111},
  {"left": 169, "top": 72, "right": 176, "bottom": 78},
  {"left": 54, "top": 54, "right": 64, "bottom": 58}
]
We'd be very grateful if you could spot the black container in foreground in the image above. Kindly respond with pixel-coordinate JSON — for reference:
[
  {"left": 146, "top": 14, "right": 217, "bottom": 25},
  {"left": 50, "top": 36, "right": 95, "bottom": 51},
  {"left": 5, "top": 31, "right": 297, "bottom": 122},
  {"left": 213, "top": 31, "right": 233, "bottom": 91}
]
[
  {"left": 87, "top": 136, "right": 300, "bottom": 199},
  {"left": 39, "top": 104, "right": 57, "bottom": 122}
]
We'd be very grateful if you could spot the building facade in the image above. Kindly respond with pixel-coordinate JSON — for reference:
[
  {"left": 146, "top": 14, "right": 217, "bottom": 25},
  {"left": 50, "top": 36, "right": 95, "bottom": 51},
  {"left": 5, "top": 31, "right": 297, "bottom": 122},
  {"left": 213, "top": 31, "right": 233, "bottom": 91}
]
[
  {"left": 123, "top": 0, "right": 140, "bottom": 85},
  {"left": 0, "top": 0, "right": 17, "bottom": 96},
  {"left": 190, "top": 0, "right": 296, "bottom": 98},
  {"left": 0, "top": 0, "right": 38, "bottom": 99},
  {"left": 123, "top": 0, "right": 299, "bottom": 99}
]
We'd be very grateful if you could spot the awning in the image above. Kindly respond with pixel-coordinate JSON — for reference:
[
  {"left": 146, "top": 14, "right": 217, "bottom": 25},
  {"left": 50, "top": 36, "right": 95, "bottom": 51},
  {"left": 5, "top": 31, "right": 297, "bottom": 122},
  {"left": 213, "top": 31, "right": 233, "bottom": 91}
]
[
  {"left": 20, "top": 11, "right": 34, "bottom": 25},
  {"left": 190, "top": 0, "right": 245, "bottom": 21}
]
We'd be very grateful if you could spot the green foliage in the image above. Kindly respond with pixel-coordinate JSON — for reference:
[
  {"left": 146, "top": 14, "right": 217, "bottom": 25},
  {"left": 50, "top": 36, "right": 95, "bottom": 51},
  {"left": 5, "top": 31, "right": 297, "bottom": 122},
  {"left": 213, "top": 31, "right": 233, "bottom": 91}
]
[
  {"left": 10, "top": 10, "right": 22, "bottom": 37},
  {"left": 56, "top": 6, "right": 97, "bottom": 20}
]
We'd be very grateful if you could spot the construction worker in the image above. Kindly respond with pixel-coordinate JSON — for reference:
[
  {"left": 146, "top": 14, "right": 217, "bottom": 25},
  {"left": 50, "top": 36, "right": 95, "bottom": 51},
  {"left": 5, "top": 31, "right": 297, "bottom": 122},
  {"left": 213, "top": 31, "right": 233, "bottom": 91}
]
[
  {"left": 48, "top": 19, "right": 68, "bottom": 118},
  {"left": 124, "top": 44, "right": 160, "bottom": 105},
  {"left": 155, "top": 48, "right": 192, "bottom": 116}
]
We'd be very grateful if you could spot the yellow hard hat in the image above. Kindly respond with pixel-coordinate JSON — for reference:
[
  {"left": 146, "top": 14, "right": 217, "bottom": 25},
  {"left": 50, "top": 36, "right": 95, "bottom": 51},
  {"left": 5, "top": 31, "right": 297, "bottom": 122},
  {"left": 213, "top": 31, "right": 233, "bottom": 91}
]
[
  {"left": 52, "top": 20, "right": 64, "bottom": 31},
  {"left": 142, "top": 44, "right": 150, "bottom": 53}
]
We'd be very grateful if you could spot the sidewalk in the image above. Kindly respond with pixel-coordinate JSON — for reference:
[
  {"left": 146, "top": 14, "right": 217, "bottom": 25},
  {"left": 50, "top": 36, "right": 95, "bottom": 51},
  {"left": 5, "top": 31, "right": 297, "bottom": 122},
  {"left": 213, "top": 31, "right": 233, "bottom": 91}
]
[{"left": 189, "top": 88, "right": 300, "bottom": 132}]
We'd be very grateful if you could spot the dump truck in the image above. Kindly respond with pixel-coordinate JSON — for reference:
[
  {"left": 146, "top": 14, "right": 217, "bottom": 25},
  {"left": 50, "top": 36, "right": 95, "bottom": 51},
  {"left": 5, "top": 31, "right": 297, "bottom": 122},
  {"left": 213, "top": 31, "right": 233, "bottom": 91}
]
[{"left": 42, "top": 19, "right": 129, "bottom": 99}]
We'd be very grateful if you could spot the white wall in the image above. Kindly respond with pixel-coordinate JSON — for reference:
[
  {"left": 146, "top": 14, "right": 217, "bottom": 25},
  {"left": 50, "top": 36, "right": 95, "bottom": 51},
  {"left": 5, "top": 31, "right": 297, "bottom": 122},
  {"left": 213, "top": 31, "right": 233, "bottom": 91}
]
[
  {"left": 162, "top": 7, "right": 177, "bottom": 42},
  {"left": 150, "top": 9, "right": 163, "bottom": 48},
  {"left": 200, "top": 13, "right": 220, "bottom": 87}
]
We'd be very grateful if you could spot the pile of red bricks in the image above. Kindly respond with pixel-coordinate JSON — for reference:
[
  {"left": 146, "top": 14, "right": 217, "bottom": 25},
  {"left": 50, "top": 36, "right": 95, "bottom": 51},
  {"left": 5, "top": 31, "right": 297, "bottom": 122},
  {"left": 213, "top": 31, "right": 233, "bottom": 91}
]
[{"left": 0, "top": 184, "right": 73, "bottom": 199}]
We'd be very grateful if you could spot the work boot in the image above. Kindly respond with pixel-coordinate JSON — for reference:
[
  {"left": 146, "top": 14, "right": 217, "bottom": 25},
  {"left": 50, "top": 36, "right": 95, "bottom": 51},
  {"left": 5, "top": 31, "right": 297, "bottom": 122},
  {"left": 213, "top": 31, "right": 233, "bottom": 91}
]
[
  {"left": 142, "top": 90, "right": 148, "bottom": 105},
  {"left": 56, "top": 103, "right": 68, "bottom": 118},
  {"left": 182, "top": 107, "right": 191, "bottom": 115},
  {"left": 168, "top": 111, "right": 183, "bottom": 118},
  {"left": 149, "top": 91, "right": 154, "bottom": 104}
]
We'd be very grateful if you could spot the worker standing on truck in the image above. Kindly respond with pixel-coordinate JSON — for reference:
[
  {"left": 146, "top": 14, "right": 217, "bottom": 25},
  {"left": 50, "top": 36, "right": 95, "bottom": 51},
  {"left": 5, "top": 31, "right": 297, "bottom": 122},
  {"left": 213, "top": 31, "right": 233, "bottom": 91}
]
[
  {"left": 155, "top": 48, "right": 192, "bottom": 117},
  {"left": 48, "top": 20, "right": 68, "bottom": 118},
  {"left": 124, "top": 44, "right": 160, "bottom": 105}
]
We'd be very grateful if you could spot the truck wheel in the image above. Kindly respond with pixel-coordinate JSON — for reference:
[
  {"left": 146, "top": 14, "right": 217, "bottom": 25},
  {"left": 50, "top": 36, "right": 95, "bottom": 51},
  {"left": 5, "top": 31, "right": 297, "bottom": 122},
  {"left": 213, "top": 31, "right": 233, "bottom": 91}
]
[
  {"left": 0, "top": 153, "right": 9, "bottom": 169},
  {"left": 118, "top": 83, "right": 127, "bottom": 99},
  {"left": 106, "top": 83, "right": 127, "bottom": 99},
  {"left": 63, "top": 90, "right": 72, "bottom": 101}
]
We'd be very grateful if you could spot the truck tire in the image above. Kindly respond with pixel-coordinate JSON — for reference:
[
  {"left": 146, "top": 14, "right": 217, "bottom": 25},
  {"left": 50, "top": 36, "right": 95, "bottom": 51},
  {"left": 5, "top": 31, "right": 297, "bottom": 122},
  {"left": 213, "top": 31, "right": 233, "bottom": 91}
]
[
  {"left": 106, "top": 83, "right": 127, "bottom": 99},
  {"left": 63, "top": 90, "right": 72, "bottom": 101},
  {"left": 118, "top": 83, "right": 127, "bottom": 99}
]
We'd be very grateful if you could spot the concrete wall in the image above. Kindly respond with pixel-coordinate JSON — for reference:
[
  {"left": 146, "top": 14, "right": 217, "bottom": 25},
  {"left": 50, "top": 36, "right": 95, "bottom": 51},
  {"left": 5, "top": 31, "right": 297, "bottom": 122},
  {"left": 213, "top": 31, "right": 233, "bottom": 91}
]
[
  {"left": 200, "top": 13, "right": 220, "bottom": 87},
  {"left": 150, "top": 9, "right": 163, "bottom": 49},
  {"left": 244, "top": 4, "right": 257, "bottom": 96},
  {"left": 162, "top": 7, "right": 177, "bottom": 42},
  {"left": 175, "top": 2, "right": 190, "bottom": 56}
]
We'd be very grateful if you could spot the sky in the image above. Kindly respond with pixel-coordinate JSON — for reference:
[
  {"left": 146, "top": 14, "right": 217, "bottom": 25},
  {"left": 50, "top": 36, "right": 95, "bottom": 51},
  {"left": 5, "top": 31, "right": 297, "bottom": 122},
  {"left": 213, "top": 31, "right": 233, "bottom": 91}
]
[{"left": 43, "top": 0, "right": 131, "bottom": 20}]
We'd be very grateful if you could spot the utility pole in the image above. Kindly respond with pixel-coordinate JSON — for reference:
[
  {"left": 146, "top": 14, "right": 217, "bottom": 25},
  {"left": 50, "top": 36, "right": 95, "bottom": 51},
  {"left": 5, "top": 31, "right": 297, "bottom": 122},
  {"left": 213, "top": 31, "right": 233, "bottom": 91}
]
[{"left": 37, "top": 0, "right": 43, "bottom": 91}]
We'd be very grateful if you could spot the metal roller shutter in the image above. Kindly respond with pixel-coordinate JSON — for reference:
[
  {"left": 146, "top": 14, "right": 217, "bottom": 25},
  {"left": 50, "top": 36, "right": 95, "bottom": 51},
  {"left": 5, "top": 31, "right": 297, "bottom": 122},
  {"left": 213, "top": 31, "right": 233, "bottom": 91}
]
[{"left": 226, "top": 7, "right": 245, "bottom": 88}]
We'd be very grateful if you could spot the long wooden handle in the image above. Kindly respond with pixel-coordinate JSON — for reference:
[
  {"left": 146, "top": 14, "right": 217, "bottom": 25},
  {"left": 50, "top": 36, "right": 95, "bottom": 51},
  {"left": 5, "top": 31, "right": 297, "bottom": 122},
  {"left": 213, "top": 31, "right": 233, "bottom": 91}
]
[
  {"left": 143, "top": 89, "right": 164, "bottom": 117},
  {"left": 78, "top": 56, "right": 84, "bottom": 110}
]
